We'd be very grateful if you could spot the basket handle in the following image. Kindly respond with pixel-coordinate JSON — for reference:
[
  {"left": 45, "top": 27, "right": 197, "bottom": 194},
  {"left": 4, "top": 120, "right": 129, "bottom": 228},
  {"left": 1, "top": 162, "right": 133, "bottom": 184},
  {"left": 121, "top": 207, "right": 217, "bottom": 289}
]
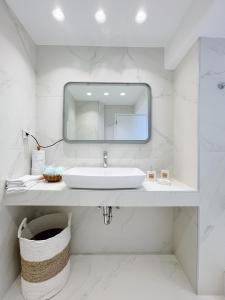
[
  {"left": 67, "top": 213, "right": 72, "bottom": 228},
  {"left": 18, "top": 218, "right": 27, "bottom": 238}
]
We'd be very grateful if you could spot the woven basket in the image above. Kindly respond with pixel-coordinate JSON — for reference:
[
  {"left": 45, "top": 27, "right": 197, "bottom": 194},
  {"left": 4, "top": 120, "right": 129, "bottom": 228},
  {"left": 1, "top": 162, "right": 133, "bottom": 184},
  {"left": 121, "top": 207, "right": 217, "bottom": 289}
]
[
  {"left": 43, "top": 174, "right": 62, "bottom": 183},
  {"left": 18, "top": 213, "right": 72, "bottom": 300}
]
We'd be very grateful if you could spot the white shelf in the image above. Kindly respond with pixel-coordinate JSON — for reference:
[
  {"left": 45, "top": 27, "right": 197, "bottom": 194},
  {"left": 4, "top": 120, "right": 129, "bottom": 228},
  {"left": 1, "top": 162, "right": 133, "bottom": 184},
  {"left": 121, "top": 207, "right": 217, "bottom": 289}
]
[{"left": 3, "top": 179, "right": 199, "bottom": 207}]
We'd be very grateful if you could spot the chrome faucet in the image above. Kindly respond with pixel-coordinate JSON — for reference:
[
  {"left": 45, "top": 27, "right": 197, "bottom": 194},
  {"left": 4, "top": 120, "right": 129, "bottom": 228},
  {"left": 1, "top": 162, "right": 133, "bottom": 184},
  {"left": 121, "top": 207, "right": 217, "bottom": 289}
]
[{"left": 103, "top": 151, "right": 108, "bottom": 168}]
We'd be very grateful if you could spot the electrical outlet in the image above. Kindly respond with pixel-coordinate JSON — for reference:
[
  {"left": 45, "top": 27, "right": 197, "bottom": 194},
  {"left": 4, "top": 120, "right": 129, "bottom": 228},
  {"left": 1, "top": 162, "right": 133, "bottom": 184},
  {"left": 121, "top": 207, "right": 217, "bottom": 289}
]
[{"left": 22, "top": 129, "right": 29, "bottom": 140}]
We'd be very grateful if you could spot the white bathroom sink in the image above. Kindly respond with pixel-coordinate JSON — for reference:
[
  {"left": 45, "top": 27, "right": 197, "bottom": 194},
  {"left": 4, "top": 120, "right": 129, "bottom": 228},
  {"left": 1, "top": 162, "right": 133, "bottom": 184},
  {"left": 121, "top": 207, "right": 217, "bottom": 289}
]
[{"left": 63, "top": 167, "right": 145, "bottom": 189}]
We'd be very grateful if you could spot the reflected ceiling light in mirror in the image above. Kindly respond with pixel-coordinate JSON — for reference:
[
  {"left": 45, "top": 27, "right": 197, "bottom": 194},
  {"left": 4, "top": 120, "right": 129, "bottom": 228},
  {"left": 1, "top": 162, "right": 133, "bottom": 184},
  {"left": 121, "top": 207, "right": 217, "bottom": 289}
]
[
  {"left": 104, "top": 92, "right": 109, "bottom": 96},
  {"left": 52, "top": 7, "right": 65, "bottom": 22},
  {"left": 120, "top": 92, "right": 126, "bottom": 96},
  {"left": 95, "top": 9, "right": 106, "bottom": 24},
  {"left": 86, "top": 92, "right": 92, "bottom": 96},
  {"left": 135, "top": 9, "right": 147, "bottom": 24}
]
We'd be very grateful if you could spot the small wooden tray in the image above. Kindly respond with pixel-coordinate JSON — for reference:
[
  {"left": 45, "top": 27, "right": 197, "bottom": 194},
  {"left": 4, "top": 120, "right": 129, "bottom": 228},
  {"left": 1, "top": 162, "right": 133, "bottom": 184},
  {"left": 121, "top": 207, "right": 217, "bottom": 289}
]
[{"left": 43, "top": 175, "right": 62, "bottom": 183}]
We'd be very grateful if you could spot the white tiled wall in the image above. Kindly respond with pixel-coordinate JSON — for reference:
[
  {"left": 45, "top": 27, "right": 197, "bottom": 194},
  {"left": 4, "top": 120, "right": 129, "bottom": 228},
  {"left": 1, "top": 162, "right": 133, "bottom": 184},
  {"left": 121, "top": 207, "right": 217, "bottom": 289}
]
[
  {"left": 173, "top": 207, "right": 198, "bottom": 291},
  {"left": 36, "top": 46, "right": 174, "bottom": 173},
  {"left": 173, "top": 43, "right": 199, "bottom": 189},
  {"left": 0, "top": 0, "right": 36, "bottom": 297},
  {"left": 35, "top": 46, "right": 175, "bottom": 255},
  {"left": 28, "top": 207, "right": 173, "bottom": 254},
  {"left": 198, "top": 37, "right": 225, "bottom": 294},
  {"left": 173, "top": 43, "right": 199, "bottom": 291}
]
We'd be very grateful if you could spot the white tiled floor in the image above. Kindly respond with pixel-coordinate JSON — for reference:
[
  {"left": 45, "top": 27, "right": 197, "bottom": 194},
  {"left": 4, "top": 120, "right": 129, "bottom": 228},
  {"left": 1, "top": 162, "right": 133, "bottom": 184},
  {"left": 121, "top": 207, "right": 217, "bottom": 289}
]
[{"left": 3, "top": 255, "right": 225, "bottom": 300}]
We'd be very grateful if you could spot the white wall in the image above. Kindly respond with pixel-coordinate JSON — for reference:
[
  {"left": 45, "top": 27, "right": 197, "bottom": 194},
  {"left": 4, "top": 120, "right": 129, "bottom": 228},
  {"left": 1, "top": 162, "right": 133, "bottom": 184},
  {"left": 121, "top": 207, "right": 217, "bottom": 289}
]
[
  {"left": 0, "top": 0, "right": 36, "bottom": 297},
  {"left": 173, "top": 207, "right": 198, "bottom": 291},
  {"left": 173, "top": 43, "right": 199, "bottom": 189},
  {"left": 65, "top": 91, "right": 77, "bottom": 140},
  {"left": 75, "top": 101, "right": 100, "bottom": 140},
  {"left": 30, "top": 207, "right": 174, "bottom": 255},
  {"left": 36, "top": 46, "right": 174, "bottom": 254},
  {"left": 135, "top": 89, "right": 148, "bottom": 114},
  {"left": 198, "top": 37, "right": 225, "bottom": 295},
  {"left": 172, "top": 43, "right": 199, "bottom": 291},
  {"left": 173, "top": 36, "right": 225, "bottom": 295},
  {"left": 36, "top": 46, "right": 173, "bottom": 172}
]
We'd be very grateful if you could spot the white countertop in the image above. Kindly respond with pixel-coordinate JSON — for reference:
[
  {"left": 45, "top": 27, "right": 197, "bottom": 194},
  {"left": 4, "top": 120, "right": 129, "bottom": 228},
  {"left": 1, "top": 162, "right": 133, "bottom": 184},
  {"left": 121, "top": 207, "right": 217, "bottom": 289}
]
[{"left": 3, "top": 179, "right": 199, "bottom": 207}]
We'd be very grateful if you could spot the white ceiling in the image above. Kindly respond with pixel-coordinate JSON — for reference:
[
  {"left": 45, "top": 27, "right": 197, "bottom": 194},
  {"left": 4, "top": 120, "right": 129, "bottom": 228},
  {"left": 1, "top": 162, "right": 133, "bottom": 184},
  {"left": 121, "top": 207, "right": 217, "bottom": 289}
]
[
  {"left": 6, "top": 0, "right": 193, "bottom": 47},
  {"left": 6, "top": 0, "right": 225, "bottom": 69},
  {"left": 165, "top": 0, "right": 225, "bottom": 69}
]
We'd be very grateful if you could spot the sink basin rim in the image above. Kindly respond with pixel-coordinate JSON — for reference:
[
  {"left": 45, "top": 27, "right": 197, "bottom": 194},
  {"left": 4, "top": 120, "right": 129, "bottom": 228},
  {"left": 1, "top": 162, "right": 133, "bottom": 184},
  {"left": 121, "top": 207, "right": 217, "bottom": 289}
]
[{"left": 63, "top": 167, "right": 145, "bottom": 177}]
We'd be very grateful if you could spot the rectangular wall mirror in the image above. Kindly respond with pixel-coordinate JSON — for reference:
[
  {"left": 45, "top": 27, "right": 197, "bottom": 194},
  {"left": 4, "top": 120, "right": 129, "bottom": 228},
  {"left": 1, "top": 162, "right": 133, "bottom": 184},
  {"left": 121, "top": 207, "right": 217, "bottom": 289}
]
[{"left": 63, "top": 82, "right": 151, "bottom": 143}]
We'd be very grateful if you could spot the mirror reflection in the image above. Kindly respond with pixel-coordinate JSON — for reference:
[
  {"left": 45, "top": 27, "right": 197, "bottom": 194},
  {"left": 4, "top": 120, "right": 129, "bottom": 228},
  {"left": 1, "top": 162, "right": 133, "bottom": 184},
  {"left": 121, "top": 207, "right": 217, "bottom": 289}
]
[{"left": 63, "top": 83, "right": 151, "bottom": 143}]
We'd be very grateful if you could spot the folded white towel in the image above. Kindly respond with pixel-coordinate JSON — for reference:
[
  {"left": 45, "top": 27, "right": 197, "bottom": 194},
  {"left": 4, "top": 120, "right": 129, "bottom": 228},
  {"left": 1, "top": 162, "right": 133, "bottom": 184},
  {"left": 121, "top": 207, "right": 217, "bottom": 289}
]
[
  {"left": 5, "top": 175, "right": 43, "bottom": 194},
  {"left": 6, "top": 181, "right": 39, "bottom": 194},
  {"left": 7, "top": 180, "right": 38, "bottom": 188},
  {"left": 6, "top": 175, "right": 42, "bottom": 186},
  {"left": 7, "top": 181, "right": 36, "bottom": 188}
]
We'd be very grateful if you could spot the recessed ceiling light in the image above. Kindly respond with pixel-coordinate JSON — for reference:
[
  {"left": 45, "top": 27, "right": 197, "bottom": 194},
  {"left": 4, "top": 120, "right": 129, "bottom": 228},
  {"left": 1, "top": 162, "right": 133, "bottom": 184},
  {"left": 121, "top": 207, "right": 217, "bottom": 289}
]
[
  {"left": 95, "top": 9, "right": 106, "bottom": 24},
  {"left": 52, "top": 7, "right": 65, "bottom": 22},
  {"left": 135, "top": 9, "right": 147, "bottom": 24},
  {"left": 104, "top": 92, "right": 109, "bottom": 96},
  {"left": 120, "top": 92, "right": 126, "bottom": 96},
  {"left": 86, "top": 92, "right": 92, "bottom": 96}
]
